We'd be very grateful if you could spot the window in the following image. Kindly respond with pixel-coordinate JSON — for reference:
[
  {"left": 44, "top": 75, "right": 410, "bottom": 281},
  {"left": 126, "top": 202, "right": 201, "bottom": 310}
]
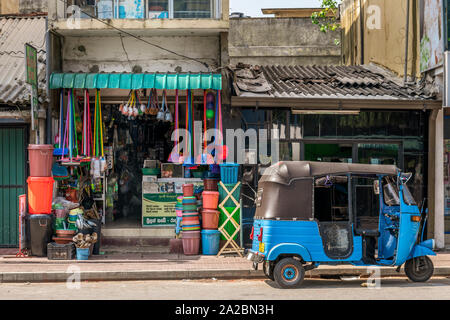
[
  {"left": 314, "top": 175, "right": 349, "bottom": 222},
  {"left": 174, "top": 0, "right": 212, "bottom": 18}
]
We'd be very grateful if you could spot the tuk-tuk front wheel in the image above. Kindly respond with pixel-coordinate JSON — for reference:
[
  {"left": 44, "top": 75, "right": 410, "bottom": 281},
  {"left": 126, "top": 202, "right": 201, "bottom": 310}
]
[
  {"left": 273, "top": 258, "right": 305, "bottom": 289},
  {"left": 404, "top": 256, "right": 434, "bottom": 282}
]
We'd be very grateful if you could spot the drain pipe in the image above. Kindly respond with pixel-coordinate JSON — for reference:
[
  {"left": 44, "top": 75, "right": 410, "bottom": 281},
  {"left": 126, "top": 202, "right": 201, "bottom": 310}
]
[{"left": 404, "top": 0, "right": 410, "bottom": 85}]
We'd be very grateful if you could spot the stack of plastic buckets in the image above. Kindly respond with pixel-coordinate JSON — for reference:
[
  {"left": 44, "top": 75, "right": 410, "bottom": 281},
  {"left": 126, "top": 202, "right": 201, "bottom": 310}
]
[
  {"left": 181, "top": 184, "right": 201, "bottom": 255},
  {"left": 201, "top": 179, "right": 220, "bottom": 255},
  {"left": 175, "top": 196, "right": 183, "bottom": 236},
  {"left": 26, "top": 144, "right": 55, "bottom": 257}
]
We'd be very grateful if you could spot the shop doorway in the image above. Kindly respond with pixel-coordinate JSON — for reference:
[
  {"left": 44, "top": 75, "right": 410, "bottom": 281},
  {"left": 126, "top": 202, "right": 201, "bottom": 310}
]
[{"left": 0, "top": 124, "right": 27, "bottom": 247}]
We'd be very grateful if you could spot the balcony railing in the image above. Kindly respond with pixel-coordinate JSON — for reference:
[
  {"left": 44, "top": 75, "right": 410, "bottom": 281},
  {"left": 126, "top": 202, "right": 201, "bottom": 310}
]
[{"left": 66, "top": 0, "right": 222, "bottom": 20}]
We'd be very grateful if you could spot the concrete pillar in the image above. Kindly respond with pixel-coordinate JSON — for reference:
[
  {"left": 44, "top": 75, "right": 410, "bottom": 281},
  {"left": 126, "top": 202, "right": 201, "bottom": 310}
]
[{"left": 428, "top": 108, "right": 445, "bottom": 249}]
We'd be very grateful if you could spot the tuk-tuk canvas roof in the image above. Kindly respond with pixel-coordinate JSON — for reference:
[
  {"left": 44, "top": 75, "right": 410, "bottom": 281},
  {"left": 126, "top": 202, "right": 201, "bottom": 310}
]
[{"left": 261, "top": 161, "right": 399, "bottom": 185}]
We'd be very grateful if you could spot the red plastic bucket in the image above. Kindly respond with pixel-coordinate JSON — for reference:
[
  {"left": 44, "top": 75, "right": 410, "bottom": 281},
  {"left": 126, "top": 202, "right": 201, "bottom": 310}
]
[
  {"left": 202, "top": 209, "right": 220, "bottom": 229},
  {"left": 182, "top": 231, "right": 201, "bottom": 255},
  {"left": 182, "top": 184, "right": 194, "bottom": 197},
  {"left": 27, "top": 177, "right": 54, "bottom": 214},
  {"left": 202, "top": 191, "right": 219, "bottom": 209},
  {"left": 27, "top": 144, "right": 54, "bottom": 177}
]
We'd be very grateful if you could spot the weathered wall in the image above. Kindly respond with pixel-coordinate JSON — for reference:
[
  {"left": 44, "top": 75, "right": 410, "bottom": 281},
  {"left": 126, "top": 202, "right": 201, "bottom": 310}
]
[
  {"left": 62, "top": 35, "right": 221, "bottom": 74},
  {"left": 229, "top": 17, "right": 342, "bottom": 66},
  {"left": 19, "top": 0, "right": 47, "bottom": 14},
  {"left": 0, "top": 0, "right": 19, "bottom": 14},
  {"left": 341, "top": 0, "right": 421, "bottom": 78}
]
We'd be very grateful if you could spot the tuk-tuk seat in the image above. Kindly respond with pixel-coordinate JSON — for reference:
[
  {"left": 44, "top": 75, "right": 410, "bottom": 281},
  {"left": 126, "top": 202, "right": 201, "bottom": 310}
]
[{"left": 355, "top": 229, "right": 380, "bottom": 238}]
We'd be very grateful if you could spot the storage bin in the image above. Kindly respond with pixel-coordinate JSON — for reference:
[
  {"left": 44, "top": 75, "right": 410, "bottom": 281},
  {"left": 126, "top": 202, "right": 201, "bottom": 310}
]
[
  {"left": 28, "top": 214, "right": 53, "bottom": 256},
  {"left": 182, "top": 184, "right": 194, "bottom": 196},
  {"left": 202, "top": 191, "right": 219, "bottom": 209},
  {"left": 219, "top": 207, "right": 241, "bottom": 241},
  {"left": 218, "top": 183, "right": 242, "bottom": 207},
  {"left": 203, "top": 178, "right": 219, "bottom": 191},
  {"left": 220, "top": 163, "right": 239, "bottom": 184},
  {"left": 201, "top": 209, "right": 220, "bottom": 229},
  {"left": 47, "top": 242, "right": 75, "bottom": 260},
  {"left": 182, "top": 231, "right": 201, "bottom": 255},
  {"left": 28, "top": 144, "right": 54, "bottom": 177},
  {"left": 27, "top": 177, "right": 54, "bottom": 214},
  {"left": 76, "top": 247, "right": 90, "bottom": 260},
  {"left": 201, "top": 230, "right": 221, "bottom": 255}
]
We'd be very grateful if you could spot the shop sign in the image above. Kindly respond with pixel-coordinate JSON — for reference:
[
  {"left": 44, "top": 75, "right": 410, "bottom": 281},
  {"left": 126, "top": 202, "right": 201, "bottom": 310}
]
[{"left": 142, "top": 193, "right": 179, "bottom": 227}]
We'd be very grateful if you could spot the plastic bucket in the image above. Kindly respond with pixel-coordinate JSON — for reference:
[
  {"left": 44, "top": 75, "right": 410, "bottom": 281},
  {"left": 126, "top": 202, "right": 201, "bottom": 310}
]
[
  {"left": 182, "top": 231, "right": 200, "bottom": 255},
  {"left": 201, "top": 230, "right": 221, "bottom": 255},
  {"left": 183, "top": 184, "right": 194, "bottom": 197},
  {"left": 202, "top": 191, "right": 219, "bottom": 209},
  {"left": 27, "top": 177, "right": 54, "bottom": 214},
  {"left": 201, "top": 209, "right": 220, "bottom": 229},
  {"left": 28, "top": 214, "right": 53, "bottom": 256},
  {"left": 55, "top": 209, "right": 67, "bottom": 219},
  {"left": 220, "top": 163, "right": 239, "bottom": 184},
  {"left": 181, "top": 217, "right": 201, "bottom": 231},
  {"left": 76, "top": 248, "right": 90, "bottom": 260},
  {"left": 28, "top": 144, "right": 54, "bottom": 177},
  {"left": 219, "top": 183, "right": 242, "bottom": 207},
  {"left": 203, "top": 178, "right": 219, "bottom": 191}
]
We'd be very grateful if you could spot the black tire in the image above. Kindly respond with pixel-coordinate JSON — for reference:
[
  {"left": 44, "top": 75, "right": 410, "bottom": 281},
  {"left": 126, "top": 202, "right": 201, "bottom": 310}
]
[
  {"left": 273, "top": 258, "right": 305, "bottom": 289},
  {"left": 404, "top": 256, "right": 434, "bottom": 282}
]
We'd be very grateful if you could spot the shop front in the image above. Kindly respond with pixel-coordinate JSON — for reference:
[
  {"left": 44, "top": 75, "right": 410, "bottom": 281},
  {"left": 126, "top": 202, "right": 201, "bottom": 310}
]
[{"left": 47, "top": 72, "right": 233, "bottom": 249}]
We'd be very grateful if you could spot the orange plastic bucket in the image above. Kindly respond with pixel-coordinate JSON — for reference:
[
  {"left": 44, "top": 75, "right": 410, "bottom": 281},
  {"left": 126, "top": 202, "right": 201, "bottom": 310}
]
[
  {"left": 27, "top": 177, "right": 54, "bottom": 214},
  {"left": 27, "top": 144, "right": 54, "bottom": 177},
  {"left": 202, "top": 191, "right": 219, "bottom": 209},
  {"left": 202, "top": 209, "right": 220, "bottom": 229}
]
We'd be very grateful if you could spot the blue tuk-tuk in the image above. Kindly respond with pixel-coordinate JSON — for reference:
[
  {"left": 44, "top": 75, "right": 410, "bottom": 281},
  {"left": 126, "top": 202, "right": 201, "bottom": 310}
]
[{"left": 246, "top": 161, "right": 436, "bottom": 288}]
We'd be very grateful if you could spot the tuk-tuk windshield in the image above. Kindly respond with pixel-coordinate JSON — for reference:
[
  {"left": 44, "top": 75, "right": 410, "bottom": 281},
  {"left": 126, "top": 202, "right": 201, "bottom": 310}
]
[{"left": 383, "top": 178, "right": 417, "bottom": 206}]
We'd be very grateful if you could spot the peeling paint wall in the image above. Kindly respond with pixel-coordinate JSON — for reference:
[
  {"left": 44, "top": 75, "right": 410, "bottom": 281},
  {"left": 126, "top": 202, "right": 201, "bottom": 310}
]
[
  {"left": 229, "top": 18, "right": 341, "bottom": 66},
  {"left": 62, "top": 35, "right": 220, "bottom": 74},
  {"left": 420, "top": 0, "right": 444, "bottom": 72},
  {"left": 342, "top": 0, "right": 421, "bottom": 78}
]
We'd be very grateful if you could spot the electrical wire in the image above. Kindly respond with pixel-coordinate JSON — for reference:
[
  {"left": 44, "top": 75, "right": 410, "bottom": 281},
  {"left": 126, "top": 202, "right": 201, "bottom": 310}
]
[{"left": 57, "top": 0, "right": 210, "bottom": 70}]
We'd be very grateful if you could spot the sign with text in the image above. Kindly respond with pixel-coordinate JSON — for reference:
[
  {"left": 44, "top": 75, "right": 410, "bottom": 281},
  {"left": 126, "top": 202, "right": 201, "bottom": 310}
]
[{"left": 142, "top": 193, "right": 180, "bottom": 227}]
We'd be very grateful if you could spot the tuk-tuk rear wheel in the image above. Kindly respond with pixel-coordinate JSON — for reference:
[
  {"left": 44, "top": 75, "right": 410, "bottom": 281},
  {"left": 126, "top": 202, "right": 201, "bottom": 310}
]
[
  {"left": 404, "top": 256, "right": 434, "bottom": 282},
  {"left": 273, "top": 258, "right": 305, "bottom": 289}
]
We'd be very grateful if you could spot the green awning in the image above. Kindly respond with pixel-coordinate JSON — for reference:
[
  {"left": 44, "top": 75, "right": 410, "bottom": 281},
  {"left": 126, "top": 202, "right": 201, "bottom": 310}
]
[{"left": 49, "top": 73, "right": 222, "bottom": 90}]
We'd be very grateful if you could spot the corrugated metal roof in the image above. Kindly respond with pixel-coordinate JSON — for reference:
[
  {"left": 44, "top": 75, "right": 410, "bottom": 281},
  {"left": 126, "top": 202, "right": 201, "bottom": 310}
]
[
  {"left": 231, "top": 64, "right": 436, "bottom": 100},
  {"left": 0, "top": 16, "right": 47, "bottom": 106}
]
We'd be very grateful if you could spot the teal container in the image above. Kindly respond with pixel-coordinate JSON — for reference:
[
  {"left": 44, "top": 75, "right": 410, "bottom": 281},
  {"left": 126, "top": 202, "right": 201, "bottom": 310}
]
[
  {"left": 76, "top": 248, "right": 89, "bottom": 260},
  {"left": 218, "top": 183, "right": 241, "bottom": 207},
  {"left": 201, "top": 230, "right": 221, "bottom": 255}
]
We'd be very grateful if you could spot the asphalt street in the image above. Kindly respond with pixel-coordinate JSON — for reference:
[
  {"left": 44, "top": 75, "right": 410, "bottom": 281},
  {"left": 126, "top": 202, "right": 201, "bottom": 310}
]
[{"left": 0, "top": 277, "right": 449, "bottom": 300}]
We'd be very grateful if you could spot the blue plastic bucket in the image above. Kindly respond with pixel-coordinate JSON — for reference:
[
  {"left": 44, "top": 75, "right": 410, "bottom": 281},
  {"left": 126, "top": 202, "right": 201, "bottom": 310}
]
[
  {"left": 201, "top": 230, "right": 221, "bottom": 255},
  {"left": 76, "top": 248, "right": 90, "bottom": 260},
  {"left": 220, "top": 163, "right": 240, "bottom": 184}
]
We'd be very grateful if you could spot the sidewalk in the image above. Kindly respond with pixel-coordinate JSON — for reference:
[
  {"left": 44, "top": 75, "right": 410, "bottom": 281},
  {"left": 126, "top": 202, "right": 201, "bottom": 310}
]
[{"left": 0, "top": 249, "right": 449, "bottom": 283}]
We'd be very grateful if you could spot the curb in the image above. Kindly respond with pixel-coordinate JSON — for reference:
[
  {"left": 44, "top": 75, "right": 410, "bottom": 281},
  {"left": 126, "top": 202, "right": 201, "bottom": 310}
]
[{"left": 0, "top": 267, "right": 449, "bottom": 283}]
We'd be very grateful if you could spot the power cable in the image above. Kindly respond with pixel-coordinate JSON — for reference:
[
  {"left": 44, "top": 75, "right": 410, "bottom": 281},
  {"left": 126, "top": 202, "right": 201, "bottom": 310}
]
[{"left": 56, "top": 0, "right": 211, "bottom": 70}]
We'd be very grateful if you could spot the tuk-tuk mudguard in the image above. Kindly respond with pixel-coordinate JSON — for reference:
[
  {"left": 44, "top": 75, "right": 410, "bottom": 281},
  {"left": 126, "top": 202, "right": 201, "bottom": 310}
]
[
  {"left": 267, "top": 243, "right": 312, "bottom": 262},
  {"left": 406, "top": 240, "right": 436, "bottom": 260}
]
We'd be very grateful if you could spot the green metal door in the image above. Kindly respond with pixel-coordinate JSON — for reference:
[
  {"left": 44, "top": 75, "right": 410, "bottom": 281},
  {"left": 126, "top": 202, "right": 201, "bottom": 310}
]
[{"left": 0, "top": 126, "right": 26, "bottom": 247}]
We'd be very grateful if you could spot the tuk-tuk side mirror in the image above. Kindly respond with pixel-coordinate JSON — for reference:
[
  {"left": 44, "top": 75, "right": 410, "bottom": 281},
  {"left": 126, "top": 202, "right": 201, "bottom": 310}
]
[{"left": 373, "top": 180, "right": 380, "bottom": 195}]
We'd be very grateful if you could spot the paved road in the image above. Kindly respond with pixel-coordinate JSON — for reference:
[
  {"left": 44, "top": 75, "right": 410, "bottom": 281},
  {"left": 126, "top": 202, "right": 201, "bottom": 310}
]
[{"left": 1, "top": 277, "right": 449, "bottom": 300}]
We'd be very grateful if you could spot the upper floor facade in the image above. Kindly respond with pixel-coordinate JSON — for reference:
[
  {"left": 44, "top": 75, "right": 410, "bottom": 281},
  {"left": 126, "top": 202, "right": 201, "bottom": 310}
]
[{"left": 48, "top": 0, "right": 229, "bottom": 36}]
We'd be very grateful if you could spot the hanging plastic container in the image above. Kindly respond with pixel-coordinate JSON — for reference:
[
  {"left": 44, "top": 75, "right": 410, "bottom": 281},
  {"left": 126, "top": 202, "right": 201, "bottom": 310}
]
[
  {"left": 27, "top": 177, "right": 54, "bottom": 214},
  {"left": 28, "top": 144, "right": 54, "bottom": 177},
  {"left": 182, "top": 231, "right": 201, "bottom": 255},
  {"left": 201, "top": 209, "right": 220, "bottom": 229},
  {"left": 202, "top": 191, "right": 219, "bottom": 210},
  {"left": 201, "top": 230, "right": 221, "bottom": 255},
  {"left": 219, "top": 163, "right": 240, "bottom": 184},
  {"left": 203, "top": 178, "right": 219, "bottom": 191}
]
